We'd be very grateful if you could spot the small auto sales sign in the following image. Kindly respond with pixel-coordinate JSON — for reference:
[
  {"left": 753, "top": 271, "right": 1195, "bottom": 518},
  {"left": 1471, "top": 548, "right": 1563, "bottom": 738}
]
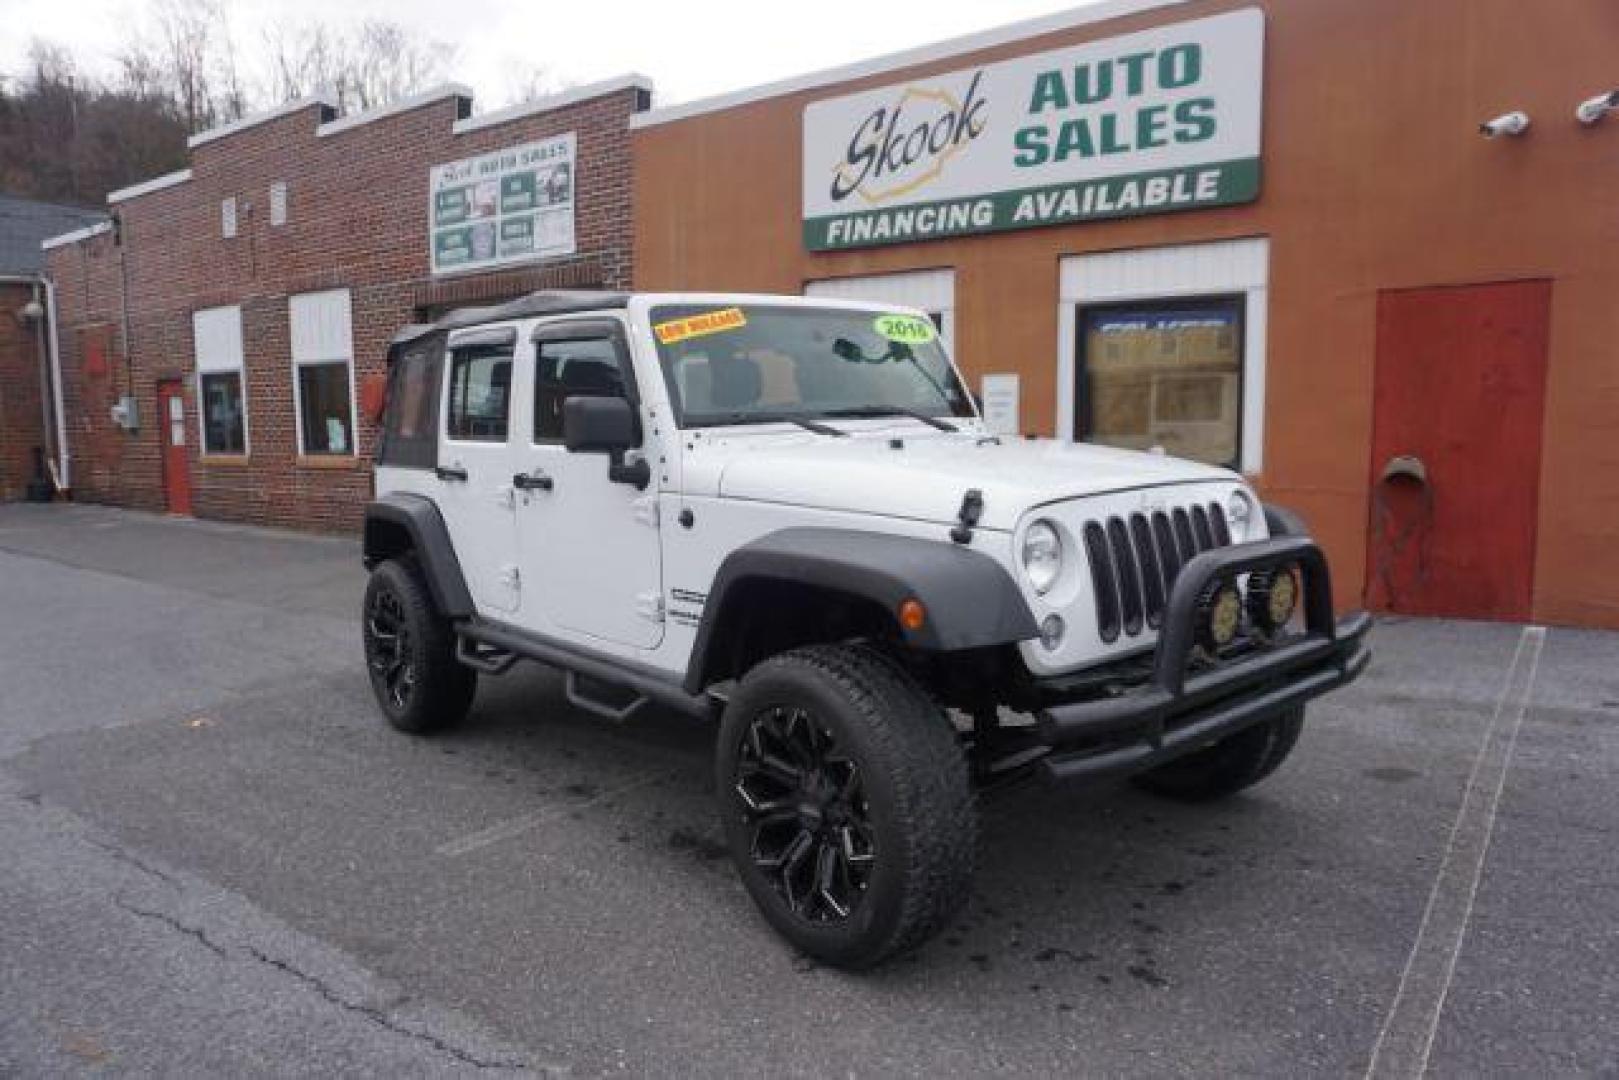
[
  {"left": 430, "top": 134, "right": 576, "bottom": 275},
  {"left": 802, "top": 9, "right": 1263, "bottom": 251}
]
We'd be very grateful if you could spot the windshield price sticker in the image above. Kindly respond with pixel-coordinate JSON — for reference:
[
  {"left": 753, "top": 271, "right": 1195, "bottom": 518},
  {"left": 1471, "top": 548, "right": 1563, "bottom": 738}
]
[
  {"left": 654, "top": 307, "right": 748, "bottom": 345},
  {"left": 873, "top": 314, "right": 937, "bottom": 344}
]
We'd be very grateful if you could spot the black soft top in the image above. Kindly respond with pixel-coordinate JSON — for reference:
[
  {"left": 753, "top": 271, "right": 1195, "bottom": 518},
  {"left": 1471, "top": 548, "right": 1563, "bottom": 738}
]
[{"left": 388, "top": 290, "right": 631, "bottom": 349}]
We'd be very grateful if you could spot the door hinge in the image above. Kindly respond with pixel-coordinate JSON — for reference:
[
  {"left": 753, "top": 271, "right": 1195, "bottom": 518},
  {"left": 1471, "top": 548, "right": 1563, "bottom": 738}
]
[
  {"left": 498, "top": 565, "right": 521, "bottom": 592},
  {"left": 633, "top": 494, "right": 660, "bottom": 527},
  {"left": 634, "top": 591, "right": 665, "bottom": 623}
]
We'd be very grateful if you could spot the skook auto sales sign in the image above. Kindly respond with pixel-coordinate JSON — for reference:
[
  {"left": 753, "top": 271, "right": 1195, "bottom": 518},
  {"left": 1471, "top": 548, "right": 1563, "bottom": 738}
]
[{"left": 802, "top": 9, "right": 1263, "bottom": 251}]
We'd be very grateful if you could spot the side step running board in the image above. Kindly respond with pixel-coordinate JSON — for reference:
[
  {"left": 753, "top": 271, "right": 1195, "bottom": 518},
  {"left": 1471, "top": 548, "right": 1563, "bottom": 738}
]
[
  {"left": 456, "top": 620, "right": 718, "bottom": 720},
  {"left": 457, "top": 637, "right": 517, "bottom": 675},
  {"left": 564, "top": 671, "right": 649, "bottom": 723}
]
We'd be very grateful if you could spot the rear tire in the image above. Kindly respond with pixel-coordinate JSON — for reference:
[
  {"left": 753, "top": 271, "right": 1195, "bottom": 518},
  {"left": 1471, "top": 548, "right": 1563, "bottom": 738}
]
[
  {"left": 715, "top": 644, "right": 975, "bottom": 969},
  {"left": 362, "top": 557, "right": 476, "bottom": 734},
  {"left": 1130, "top": 707, "right": 1305, "bottom": 802}
]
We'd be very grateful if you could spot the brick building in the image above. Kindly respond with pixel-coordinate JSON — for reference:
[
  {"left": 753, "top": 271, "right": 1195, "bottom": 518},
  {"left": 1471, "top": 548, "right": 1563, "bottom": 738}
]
[
  {"left": 1, "top": 194, "right": 105, "bottom": 501},
  {"left": 42, "top": 76, "right": 649, "bottom": 531}
]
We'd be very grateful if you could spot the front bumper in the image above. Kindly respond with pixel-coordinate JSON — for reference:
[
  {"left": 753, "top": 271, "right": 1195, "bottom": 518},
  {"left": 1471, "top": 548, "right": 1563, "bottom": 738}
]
[{"left": 1033, "top": 536, "right": 1371, "bottom": 785}]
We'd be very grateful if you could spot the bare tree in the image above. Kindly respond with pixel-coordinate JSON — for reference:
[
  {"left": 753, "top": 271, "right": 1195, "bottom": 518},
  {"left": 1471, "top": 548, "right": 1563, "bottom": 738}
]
[
  {"left": 262, "top": 17, "right": 453, "bottom": 114},
  {"left": 504, "top": 67, "right": 566, "bottom": 107},
  {"left": 154, "top": 0, "right": 218, "bottom": 132},
  {"left": 0, "top": 36, "right": 187, "bottom": 204}
]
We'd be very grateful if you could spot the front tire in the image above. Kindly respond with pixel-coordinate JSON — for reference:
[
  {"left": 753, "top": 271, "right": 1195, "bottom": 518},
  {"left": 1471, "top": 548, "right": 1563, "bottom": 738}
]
[
  {"left": 362, "top": 557, "right": 476, "bottom": 734},
  {"left": 715, "top": 644, "right": 975, "bottom": 970},
  {"left": 1130, "top": 706, "right": 1305, "bottom": 802}
]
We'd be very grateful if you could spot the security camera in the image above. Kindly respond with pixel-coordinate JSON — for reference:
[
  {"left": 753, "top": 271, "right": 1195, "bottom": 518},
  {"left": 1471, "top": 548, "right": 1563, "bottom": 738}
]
[
  {"left": 1575, "top": 90, "right": 1619, "bottom": 126},
  {"left": 1479, "top": 111, "right": 1531, "bottom": 138}
]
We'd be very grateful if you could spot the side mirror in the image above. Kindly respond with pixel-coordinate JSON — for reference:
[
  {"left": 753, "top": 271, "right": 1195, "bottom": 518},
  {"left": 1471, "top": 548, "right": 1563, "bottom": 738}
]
[
  {"left": 563, "top": 395, "right": 636, "bottom": 453},
  {"left": 562, "top": 395, "right": 650, "bottom": 489}
]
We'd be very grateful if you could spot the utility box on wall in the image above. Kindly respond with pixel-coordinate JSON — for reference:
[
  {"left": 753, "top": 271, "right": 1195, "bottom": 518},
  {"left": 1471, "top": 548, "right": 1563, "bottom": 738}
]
[{"left": 110, "top": 395, "right": 139, "bottom": 431}]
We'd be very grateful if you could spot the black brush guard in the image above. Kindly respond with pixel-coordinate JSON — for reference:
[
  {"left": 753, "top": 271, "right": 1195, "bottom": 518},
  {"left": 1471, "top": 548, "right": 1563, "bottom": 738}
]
[{"left": 1034, "top": 536, "right": 1371, "bottom": 784}]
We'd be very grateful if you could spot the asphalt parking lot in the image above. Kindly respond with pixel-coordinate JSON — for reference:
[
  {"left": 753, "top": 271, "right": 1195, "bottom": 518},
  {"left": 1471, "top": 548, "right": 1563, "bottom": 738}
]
[{"left": 1, "top": 502, "right": 1615, "bottom": 1077}]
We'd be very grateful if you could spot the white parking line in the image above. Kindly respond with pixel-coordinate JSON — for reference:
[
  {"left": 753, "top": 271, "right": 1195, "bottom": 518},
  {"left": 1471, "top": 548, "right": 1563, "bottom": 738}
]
[
  {"left": 1364, "top": 624, "right": 1548, "bottom": 1080},
  {"left": 434, "top": 769, "right": 675, "bottom": 858}
]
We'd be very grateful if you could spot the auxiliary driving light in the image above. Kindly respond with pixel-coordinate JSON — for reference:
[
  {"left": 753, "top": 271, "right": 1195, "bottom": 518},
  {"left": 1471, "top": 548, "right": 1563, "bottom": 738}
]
[
  {"left": 1246, "top": 565, "right": 1299, "bottom": 634},
  {"left": 1196, "top": 580, "right": 1243, "bottom": 652}
]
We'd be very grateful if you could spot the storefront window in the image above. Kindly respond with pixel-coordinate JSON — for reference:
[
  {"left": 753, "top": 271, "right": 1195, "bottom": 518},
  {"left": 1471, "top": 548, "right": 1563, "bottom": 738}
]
[
  {"left": 200, "top": 371, "right": 246, "bottom": 454},
  {"left": 1078, "top": 298, "right": 1243, "bottom": 467},
  {"left": 297, "top": 362, "right": 353, "bottom": 455}
]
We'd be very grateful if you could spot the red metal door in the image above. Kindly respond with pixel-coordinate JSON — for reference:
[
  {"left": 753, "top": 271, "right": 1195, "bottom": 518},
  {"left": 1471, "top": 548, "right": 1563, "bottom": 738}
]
[
  {"left": 156, "top": 379, "right": 193, "bottom": 516},
  {"left": 1366, "top": 281, "right": 1550, "bottom": 620}
]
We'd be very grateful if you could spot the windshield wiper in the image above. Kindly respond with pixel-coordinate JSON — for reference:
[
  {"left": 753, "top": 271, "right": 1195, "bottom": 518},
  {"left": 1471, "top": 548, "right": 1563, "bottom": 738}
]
[
  {"left": 705, "top": 412, "right": 848, "bottom": 437},
  {"left": 820, "top": 406, "right": 958, "bottom": 433}
]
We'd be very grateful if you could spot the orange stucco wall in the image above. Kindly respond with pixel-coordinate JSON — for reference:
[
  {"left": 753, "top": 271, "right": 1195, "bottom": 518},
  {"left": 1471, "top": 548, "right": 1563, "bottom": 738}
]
[{"left": 632, "top": 0, "right": 1619, "bottom": 627}]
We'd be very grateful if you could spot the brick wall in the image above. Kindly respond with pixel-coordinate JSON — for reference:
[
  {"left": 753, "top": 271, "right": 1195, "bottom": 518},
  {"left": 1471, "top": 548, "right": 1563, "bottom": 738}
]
[
  {"left": 0, "top": 281, "right": 47, "bottom": 500},
  {"left": 46, "top": 83, "right": 645, "bottom": 532}
]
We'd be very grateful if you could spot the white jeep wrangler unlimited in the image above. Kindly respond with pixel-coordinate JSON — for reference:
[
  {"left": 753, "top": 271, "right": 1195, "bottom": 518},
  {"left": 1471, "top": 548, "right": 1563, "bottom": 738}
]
[{"left": 362, "top": 290, "right": 1369, "bottom": 969}]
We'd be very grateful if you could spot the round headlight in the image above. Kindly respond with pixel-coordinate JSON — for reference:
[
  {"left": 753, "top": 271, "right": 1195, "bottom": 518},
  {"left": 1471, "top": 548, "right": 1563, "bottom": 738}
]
[
  {"left": 1021, "top": 520, "right": 1063, "bottom": 595},
  {"left": 1247, "top": 565, "right": 1299, "bottom": 633},
  {"left": 1196, "top": 580, "right": 1243, "bottom": 652},
  {"left": 1226, "top": 490, "right": 1256, "bottom": 541}
]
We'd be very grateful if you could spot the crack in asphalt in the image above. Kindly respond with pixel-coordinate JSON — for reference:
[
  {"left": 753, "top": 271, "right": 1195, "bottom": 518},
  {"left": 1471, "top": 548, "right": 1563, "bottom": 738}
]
[
  {"left": 112, "top": 896, "right": 529, "bottom": 1072},
  {"left": 115, "top": 896, "right": 232, "bottom": 959},
  {"left": 83, "top": 836, "right": 182, "bottom": 889}
]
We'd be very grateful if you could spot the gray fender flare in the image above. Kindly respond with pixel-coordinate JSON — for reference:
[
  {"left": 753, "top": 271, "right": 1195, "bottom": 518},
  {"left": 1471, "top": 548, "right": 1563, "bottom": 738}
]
[
  {"left": 362, "top": 493, "right": 474, "bottom": 619},
  {"left": 1263, "top": 502, "right": 1310, "bottom": 539},
  {"left": 684, "top": 527, "right": 1039, "bottom": 694}
]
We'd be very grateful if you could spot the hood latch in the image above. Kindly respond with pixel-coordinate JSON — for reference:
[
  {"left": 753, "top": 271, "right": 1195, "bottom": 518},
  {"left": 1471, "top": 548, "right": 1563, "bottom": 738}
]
[{"left": 950, "top": 488, "right": 984, "bottom": 545}]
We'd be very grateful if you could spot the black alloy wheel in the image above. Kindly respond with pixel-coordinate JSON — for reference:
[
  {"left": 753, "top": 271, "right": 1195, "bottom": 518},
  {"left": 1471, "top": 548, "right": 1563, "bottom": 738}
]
[
  {"left": 365, "top": 585, "right": 416, "bottom": 711},
  {"left": 735, "top": 705, "right": 876, "bottom": 923},
  {"left": 716, "top": 644, "right": 975, "bottom": 969},
  {"left": 361, "top": 557, "right": 476, "bottom": 734}
]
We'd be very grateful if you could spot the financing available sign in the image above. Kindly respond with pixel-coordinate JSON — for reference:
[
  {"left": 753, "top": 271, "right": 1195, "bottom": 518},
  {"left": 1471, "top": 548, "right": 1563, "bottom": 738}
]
[
  {"left": 430, "top": 134, "right": 576, "bottom": 275},
  {"left": 802, "top": 9, "right": 1264, "bottom": 251}
]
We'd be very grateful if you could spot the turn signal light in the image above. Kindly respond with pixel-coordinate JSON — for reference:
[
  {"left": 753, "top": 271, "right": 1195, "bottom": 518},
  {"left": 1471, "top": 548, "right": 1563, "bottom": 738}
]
[{"left": 898, "top": 598, "right": 927, "bottom": 632}]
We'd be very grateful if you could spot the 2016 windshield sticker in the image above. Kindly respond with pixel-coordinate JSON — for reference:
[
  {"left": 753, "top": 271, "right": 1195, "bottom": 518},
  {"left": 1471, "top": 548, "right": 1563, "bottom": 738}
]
[
  {"left": 654, "top": 307, "right": 748, "bottom": 345},
  {"left": 873, "top": 314, "right": 937, "bottom": 344}
]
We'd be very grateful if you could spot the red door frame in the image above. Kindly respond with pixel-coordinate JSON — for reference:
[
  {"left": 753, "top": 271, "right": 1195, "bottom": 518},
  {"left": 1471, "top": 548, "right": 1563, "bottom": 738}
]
[
  {"left": 156, "top": 378, "right": 193, "bottom": 516},
  {"left": 1365, "top": 280, "right": 1551, "bottom": 621}
]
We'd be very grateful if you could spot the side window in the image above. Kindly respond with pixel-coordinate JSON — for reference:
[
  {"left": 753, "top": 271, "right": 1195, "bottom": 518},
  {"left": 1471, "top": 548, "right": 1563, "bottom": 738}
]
[
  {"left": 446, "top": 345, "right": 513, "bottom": 443},
  {"left": 533, "top": 337, "right": 629, "bottom": 442},
  {"left": 377, "top": 333, "right": 444, "bottom": 468}
]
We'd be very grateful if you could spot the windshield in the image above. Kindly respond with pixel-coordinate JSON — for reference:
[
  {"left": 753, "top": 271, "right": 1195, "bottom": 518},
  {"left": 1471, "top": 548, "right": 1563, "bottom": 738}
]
[{"left": 648, "top": 303, "right": 977, "bottom": 428}]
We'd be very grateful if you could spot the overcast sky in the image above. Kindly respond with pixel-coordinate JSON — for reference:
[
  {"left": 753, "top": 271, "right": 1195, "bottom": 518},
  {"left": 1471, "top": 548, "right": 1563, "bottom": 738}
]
[{"left": 2, "top": 0, "right": 1098, "bottom": 111}]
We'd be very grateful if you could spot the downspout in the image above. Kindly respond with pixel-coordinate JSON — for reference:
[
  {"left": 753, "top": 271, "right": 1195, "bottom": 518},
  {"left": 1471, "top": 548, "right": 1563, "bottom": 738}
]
[
  {"left": 31, "top": 282, "right": 56, "bottom": 479},
  {"left": 43, "top": 278, "right": 70, "bottom": 494}
]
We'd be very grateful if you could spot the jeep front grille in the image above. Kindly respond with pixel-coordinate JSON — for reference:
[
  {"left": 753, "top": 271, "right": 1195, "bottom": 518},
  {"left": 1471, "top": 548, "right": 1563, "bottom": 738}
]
[{"left": 1083, "top": 502, "right": 1234, "bottom": 643}]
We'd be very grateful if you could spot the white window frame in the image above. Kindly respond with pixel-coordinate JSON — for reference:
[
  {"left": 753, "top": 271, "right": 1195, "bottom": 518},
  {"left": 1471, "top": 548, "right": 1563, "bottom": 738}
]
[
  {"left": 1058, "top": 237, "right": 1269, "bottom": 473},
  {"left": 192, "top": 304, "right": 249, "bottom": 455},
  {"left": 805, "top": 267, "right": 956, "bottom": 348},
  {"left": 269, "top": 181, "right": 288, "bottom": 227},
  {"left": 289, "top": 289, "right": 359, "bottom": 457}
]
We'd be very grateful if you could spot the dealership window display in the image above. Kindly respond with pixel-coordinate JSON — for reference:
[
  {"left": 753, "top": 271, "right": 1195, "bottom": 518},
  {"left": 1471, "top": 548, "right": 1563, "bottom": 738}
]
[{"left": 1078, "top": 297, "right": 1243, "bottom": 467}]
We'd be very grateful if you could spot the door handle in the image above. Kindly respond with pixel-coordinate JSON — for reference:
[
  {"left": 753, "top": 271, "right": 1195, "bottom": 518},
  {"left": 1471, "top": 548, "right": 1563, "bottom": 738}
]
[
  {"left": 434, "top": 465, "right": 468, "bottom": 482},
  {"left": 512, "top": 470, "right": 554, "bottom": 492}
]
